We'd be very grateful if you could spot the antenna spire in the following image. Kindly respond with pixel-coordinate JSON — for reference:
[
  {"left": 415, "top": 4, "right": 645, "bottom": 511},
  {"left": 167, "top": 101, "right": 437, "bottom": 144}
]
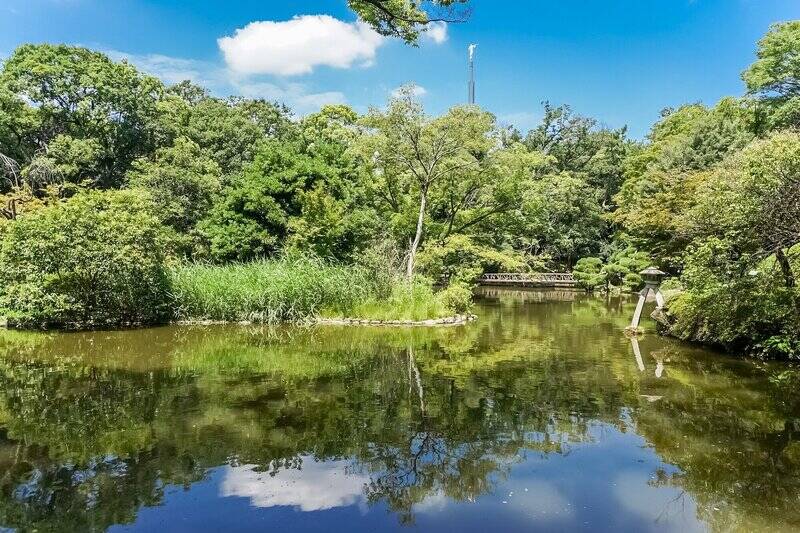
[{"left": 468, "top": 44, "right": 477, "bottom": 105}]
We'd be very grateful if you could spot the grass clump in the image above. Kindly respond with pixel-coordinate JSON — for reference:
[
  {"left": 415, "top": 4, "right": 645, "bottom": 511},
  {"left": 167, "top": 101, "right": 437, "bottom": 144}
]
[
  {"left": 322, "top": 278, "right": 473, "bottom": 321},
  {"left": 170, "top": 253, "right": 474, "bottom": 324},
  {"left": 169, "top": 256, "right": 373, "bottom": 323}
]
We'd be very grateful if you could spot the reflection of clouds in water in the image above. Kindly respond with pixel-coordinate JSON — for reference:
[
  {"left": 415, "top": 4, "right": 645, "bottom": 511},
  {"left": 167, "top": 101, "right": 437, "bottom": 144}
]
[
  {"left": 413, "top": 490, "right": 449, "bottom": 514},
  {"left": 220, "top": 459, "right": 368, "bottom": 512},
  {"left": 505, "top": 480, "right": 573, "bottom": 521},
  {"left": 613, "top": 470, "right": 701, "bottom": 533}
]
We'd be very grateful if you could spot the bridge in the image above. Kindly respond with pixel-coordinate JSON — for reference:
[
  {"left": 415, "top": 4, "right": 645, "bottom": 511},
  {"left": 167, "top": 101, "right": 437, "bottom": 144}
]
[{"left": 479, "top": 272, "right": 579, "bottom": 288}]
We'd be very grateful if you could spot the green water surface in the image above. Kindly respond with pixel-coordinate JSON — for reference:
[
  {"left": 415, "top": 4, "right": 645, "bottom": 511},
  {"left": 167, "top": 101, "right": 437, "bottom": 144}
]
[{"left": 0, "top": 288, "right": 798, "bottom": 532}]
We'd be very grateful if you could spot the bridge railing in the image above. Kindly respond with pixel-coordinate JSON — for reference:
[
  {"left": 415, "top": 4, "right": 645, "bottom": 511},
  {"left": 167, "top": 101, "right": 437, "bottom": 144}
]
[{"left": 480, "top": 272, "right": 576, "bottom": 283}]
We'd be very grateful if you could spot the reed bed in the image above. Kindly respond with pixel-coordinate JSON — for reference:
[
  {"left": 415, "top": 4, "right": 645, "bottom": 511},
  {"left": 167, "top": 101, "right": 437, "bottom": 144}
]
[
  {"left": 169, "top": 256, "right": 469, "bottom": 324},
  {"left": 322, "top": 280, "right": 450, "bottom": 322},
  {"left": 169, "top": 257, "right": 374, "bottom": 323}
]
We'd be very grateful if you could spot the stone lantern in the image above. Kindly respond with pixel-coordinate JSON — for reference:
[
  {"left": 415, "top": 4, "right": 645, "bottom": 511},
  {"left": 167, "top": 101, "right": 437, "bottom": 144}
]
[{"left": 626, "top": 266, "right": 667, "bottom": 333}]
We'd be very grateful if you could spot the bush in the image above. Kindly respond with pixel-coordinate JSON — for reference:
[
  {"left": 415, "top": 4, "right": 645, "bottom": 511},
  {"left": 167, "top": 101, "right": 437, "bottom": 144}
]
[
  {"left": 331, "top": 277, "right": 453, "bottom": 321},
  {"left": 0, "top": 191, "right": 171, "bottom": 328},
  {"left": 437, "top": 282, "right": 474, "bottom": 314},
  {"left": 666, "top": 238, "right": 800, "bottom": 358},
  {"left": 573, "top": 257, "right": 605, "bottom": 291}
]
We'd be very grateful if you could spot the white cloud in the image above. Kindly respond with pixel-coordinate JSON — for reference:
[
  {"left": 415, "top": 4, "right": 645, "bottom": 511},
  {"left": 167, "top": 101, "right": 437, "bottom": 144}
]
[
  {"left": 106, "top": 50, "right": 214, "bottom": 86},
  {"left": 105, "top": 49, "right": 346, "bottom": 116},
  {"left": 232, "top": 80, "right": 346, "bottom": 114},
  {"left": 423, "top": 22, "right": 448, "bottom": 44},
  {"left": 218, "top": 15, "right": 385, "bottom": 77},
  {"left": 391, "top": 83, "right": 427, "bottom": 98},
  {"left": 221, "top": 460, "right": 368, "bottom": 512}
]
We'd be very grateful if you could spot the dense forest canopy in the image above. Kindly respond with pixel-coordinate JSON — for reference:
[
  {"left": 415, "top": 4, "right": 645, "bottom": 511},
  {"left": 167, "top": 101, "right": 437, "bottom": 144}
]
[{"left": 0, "top": 22, "right": 799, "bottom": 356}]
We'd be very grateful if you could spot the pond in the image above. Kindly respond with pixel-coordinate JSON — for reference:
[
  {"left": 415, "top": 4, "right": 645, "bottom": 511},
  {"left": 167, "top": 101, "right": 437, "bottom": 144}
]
[{"left": 0, "top": 288, "right": 798, "bottom": 532}]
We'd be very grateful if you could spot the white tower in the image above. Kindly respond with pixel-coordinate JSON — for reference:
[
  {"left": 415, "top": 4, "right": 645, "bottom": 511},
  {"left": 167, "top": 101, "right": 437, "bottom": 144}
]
[{"left": 468, "top": 44, "right": 477, "bottom": 104}]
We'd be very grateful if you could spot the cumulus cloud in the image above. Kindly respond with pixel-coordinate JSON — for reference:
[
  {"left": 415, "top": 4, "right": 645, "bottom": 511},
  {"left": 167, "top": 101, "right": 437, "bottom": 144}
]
[
  {"left": 221, "top": 461, "right": 368, "bottom": 512},
  {"left": 391, "top": 83, "right": 427, "bottom": 98},
  {"left": 218, "top": 15, "right": 385, "bottom": 76},
  {"left": 423, "top": 22, "right": 448, "bottom": 44}
]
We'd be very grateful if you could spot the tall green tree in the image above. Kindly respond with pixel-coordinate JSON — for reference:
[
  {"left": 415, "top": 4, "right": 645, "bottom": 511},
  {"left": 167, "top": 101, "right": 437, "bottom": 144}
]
[
  {"left": 127, "top": 137, "right": 221, "bottom": 256},
  {"left": 360, "top": 88, "right": 495, "bottom": 278},
  {"left": 1, "top": 44, "right": 165, "bottom": 188}
]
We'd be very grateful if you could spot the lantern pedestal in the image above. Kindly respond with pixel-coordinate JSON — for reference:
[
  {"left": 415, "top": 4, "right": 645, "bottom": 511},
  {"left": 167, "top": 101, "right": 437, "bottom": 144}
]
[{"left": 625, "top": 267, "right": 667, "bottom": 334}]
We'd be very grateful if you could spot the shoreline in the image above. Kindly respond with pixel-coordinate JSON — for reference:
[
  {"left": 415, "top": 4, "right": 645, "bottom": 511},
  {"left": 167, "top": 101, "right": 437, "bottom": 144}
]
[{"left": 174, "top": 314, "right": 478, "bottom": 327}]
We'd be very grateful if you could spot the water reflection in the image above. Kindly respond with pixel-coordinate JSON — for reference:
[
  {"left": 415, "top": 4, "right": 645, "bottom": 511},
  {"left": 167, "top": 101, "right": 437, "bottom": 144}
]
[
  {"left": 630, "top": 337, "right": 668, "bottom": 378},
  {"left": 0, "top": 290, "right": 797, "bottom": 531}
]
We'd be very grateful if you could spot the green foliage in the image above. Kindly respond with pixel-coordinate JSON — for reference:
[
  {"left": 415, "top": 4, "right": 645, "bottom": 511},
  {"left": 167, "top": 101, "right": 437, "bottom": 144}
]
[
  {"left": 169, "top": 256, "right": 374, "bottom": 323},
  {"left": 666, "top": 238, "right": 799, "bottom": 358},
  {"left": 416, "top": 234, "right": 524, "bottom": 282},
  {"left": 743, "top": 21, "right": 800, "bottom": 101},
  {"left": 347, "top": 0, "right": 470, "bottom": 43},
  {"left": 169, "top": 256, "right": 461, "bottom": 323},
  {"left": 169, "top": 95, "right": 294, "bottom": 175},
  {"left": 605, "top": 246, "right": 651, "bottom": 291},
  {"left": 514, "top": 172, "right": 604, "bottom": 266},
  {"left": 1, "top": 44, "right": 164, "bottom": 187},
  {"left": 0, "top": 190, "right": 171, "bottom": 328},
  {"left": 572, "top": 257, "right": 605, "bottom": 291},
  {"left": 436, "top": 281, "right": 474, "bottom": 314},
  {"left": 128, "top": 137, "right": 221, "bottom": 250},
  {"left": 331, "top": 277, "right": 456, "bottom": 321}
]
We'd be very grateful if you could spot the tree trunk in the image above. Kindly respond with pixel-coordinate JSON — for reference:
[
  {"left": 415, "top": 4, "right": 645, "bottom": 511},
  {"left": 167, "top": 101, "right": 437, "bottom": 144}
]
[
  {"left": 406, "top": 187, "right": 427, "bottom": 280},
  {"left": 775, "top": 247, "right": 800, "bottom": 319}
]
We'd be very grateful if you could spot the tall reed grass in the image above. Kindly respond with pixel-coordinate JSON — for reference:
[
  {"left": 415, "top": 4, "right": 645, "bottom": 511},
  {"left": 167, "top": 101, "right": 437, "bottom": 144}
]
[
  {"left": 169, "top": 256, "right": 472, "bottom": 324},
  {"left": 169, "top": 256, "right": 373, "bottom": 323}
]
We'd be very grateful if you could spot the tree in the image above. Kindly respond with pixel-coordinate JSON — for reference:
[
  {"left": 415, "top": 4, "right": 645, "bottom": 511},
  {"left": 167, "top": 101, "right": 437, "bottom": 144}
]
[
  {"left": 127, "top": 137, "right": 221, "bottom": 256},
  {"left": 0, "top": 190, "right": 171, "bottom": 328},
  {"left": 198, "top": 137, "right": 362, "bottom": 263},
  {"left": 348, "top": 0, "right": 471, "bottom": 44},
  {"left": 523, "top": 102, "right": 629, "bottom": 208},
  {"left": 511, "top": 173, "right": 605, "bottom": 267},
  {"left": 429, "top": 141, "right": 549, "bottom": 242},
  {"left": 1, "top": 44, "right": 165, "bottom": 188},
  {"left": 743, "top": 21, "right": 800, "bottom": 99},
  {"left": 361, "top": 89, "right": 494, "bottom": 278},
  {"left": 161, "top": 92, "right": 295, "bottom": 176},
  {"left": 280, "top": 106, "right": 381, "bottom": 261}
]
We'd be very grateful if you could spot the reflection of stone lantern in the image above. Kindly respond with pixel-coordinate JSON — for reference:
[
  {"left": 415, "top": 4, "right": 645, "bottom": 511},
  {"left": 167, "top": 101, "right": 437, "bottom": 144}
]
[{"left": 626, "top": 267, "right": 667, "bottom": 333}]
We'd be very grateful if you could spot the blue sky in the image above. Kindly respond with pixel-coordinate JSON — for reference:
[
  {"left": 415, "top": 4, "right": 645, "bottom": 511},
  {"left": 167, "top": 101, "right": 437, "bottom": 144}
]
[{"left": 2, "top": 0, "right": 799, "bottom": 137}]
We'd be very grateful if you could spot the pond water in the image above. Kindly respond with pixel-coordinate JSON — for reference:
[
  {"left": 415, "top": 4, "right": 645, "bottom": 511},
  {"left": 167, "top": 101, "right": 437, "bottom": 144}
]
[{"left": 0, "top": 288, "right": 799, "bottom": 532}]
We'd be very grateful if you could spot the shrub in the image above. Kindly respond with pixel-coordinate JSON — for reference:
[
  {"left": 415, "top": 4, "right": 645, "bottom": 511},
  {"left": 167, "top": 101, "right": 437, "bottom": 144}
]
[
  {"left": 331, "top": 277, "right": 451, "bottom": 321},
  {"left": 666, "top": 238, "right": 800, "bottom": 358},
  {"left": 0, "top": 190, "right": 172, "bottom": 328},
  {"left": 437, "top": 282, "right": 474, "bottom": 314},
  {"left": 573, "top": 257, "right": 605, "bottom": 291}
]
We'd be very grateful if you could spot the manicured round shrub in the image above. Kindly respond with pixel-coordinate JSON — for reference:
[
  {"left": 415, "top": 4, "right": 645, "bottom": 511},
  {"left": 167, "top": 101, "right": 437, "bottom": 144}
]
[{"left": 0, "top": 190, "right": 172, "bottom": 329}]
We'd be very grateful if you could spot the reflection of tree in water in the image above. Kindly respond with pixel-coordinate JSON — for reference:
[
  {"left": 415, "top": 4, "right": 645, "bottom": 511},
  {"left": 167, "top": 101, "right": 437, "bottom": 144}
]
[
  {"left": 0, "top": 295, "right": 798, "bottom": 530},
  {"left": 630, "top": 343, "right": 800, "bottom": 531}
]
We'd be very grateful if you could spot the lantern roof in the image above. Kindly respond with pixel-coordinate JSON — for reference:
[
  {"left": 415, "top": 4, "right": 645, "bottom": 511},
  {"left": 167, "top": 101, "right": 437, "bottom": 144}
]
[{"left": 640, "top": 266, "right": 666, "bottom": 276}]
